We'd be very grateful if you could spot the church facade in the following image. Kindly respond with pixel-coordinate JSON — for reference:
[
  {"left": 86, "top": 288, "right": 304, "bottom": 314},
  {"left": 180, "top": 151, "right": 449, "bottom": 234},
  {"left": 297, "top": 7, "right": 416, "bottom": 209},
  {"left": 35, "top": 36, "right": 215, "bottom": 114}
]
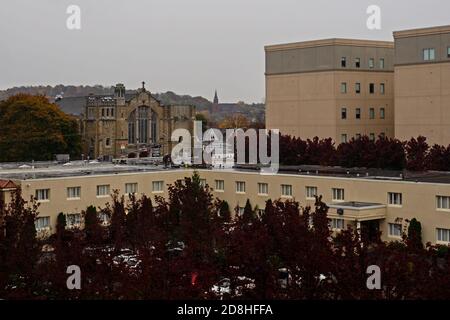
[{"left": 82, "top": 83, "right": 195, "bottom": 160}]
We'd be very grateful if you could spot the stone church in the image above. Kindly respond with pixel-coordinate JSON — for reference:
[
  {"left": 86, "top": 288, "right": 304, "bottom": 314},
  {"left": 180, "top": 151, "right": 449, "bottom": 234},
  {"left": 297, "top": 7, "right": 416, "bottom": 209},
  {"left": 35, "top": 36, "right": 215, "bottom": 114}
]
[{"left": 82, "top": 83, "right": 195, "bottom": 160}]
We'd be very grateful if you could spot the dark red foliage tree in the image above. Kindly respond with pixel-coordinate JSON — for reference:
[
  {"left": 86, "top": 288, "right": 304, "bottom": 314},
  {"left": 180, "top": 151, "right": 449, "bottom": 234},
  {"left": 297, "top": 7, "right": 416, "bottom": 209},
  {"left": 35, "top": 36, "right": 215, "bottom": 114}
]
[
  {"left": 426, "top": 144, "right": 450, "bottom": 171},
  {"left": 83, "top": 205, "right": 103, "bottom": 245},
  {"left": 405, "top": 136, "right": 429, "bottom": 171},
  {"left": 370, "top": 136, "right": 405, "bottom": 170}
]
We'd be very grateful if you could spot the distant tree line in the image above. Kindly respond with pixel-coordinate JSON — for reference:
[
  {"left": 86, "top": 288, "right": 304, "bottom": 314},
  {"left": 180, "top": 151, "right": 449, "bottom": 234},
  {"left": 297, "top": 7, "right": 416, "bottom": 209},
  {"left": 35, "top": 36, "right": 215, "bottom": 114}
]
[
  {"left": 1, "top": 172, "right": 449, "bottom": 300},
  {"left": 280, "top": 135, "right": 450, "bottom": 171}
]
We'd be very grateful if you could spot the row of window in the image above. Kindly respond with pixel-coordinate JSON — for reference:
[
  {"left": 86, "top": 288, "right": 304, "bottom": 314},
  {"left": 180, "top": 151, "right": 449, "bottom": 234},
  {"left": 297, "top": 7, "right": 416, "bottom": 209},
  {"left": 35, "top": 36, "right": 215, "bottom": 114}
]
[
  {"left": 341, "top": 107, "right": 385, "bottom": 120},
  {"left": 422, "top": 47, "right": 450, "bottom": 61},
  {"left": 34, "top": 184, "right": 450, "bottom": 211},
  {"left": 35, "top": 181, "right": 165, "bottom": 201},
  {"left": 329, "top": 220, "right": 450, "bottom": 243},
  {"left": 341, "top": 57, "right": 385, "bottom": 69},
  {"left": 340, "top": 132, "right": 385, "bottom": 143},
  {"left": 340, "top": 82, "right": 385, "bottom": 95},
  {"left": 34, "top": 212, "right": 450, "bottom": 244},
  {"left": 35, "top": 213, "right": 81, "bottom": 231},
  {"left": 388, "top": 223, "right": 450, "bottom": 243},
  {"left": 101, "top": 108, "right": 115, "bottom": 118}
]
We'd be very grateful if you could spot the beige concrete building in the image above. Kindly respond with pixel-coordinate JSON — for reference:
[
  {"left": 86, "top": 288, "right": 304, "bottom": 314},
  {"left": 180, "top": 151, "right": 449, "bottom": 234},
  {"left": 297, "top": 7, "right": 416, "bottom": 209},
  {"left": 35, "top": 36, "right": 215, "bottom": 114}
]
[
  {"left": 266, "top": 25, "right": 450, "bottom": 146},
  {"left": 82, "top": 83, "right": 195, "bottom": 160},
  {"left": 2, "top": 163, "right": 450, "bottom": 245},
  {"left": 394, "top": 25, "right": 450, "bottom": 146},
  {"left": 265, "top": 39, "right": 395, "bottom": 143}
]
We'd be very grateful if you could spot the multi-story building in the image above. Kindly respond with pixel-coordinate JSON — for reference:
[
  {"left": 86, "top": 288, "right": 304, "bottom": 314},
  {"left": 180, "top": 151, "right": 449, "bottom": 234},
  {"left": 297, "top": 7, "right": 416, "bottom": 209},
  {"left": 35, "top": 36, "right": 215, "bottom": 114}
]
[
  {"left": 82, "top": 82, "right": 195, "bottom": 160},
  {"left": 265, "top": 39, "right": 395, "bottom": 143},
  {"left": 394, "top": 25, "right": 450, "bottom": 146},
  {"left": 2, "top": 163, "right": 450, "bottom": 245}
]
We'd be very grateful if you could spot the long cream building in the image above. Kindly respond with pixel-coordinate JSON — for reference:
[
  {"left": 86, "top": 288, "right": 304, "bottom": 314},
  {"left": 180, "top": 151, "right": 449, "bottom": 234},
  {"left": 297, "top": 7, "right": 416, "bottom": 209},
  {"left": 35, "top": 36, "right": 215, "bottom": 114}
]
[
  {"left": 1, "top": 163, "right": 450, "bottom": 246},
  {"left": 266, "top": 25, "right": 450, "bottom": 146}
]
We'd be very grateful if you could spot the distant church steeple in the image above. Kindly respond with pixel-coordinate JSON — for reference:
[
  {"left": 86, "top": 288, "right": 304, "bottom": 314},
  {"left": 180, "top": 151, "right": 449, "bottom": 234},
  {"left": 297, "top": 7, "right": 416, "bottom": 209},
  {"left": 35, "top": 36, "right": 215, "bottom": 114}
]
[{"left": 211, "top": 90, "right": 219, "bottom": 113}]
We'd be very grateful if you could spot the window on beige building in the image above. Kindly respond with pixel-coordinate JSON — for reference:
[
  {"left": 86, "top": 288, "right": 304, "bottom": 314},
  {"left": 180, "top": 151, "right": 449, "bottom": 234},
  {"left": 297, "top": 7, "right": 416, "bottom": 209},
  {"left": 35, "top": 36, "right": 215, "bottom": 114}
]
[
  {"left": 341, "top": 82, "right": 347, "bottom": 94},
  {"left": 437, "top": 196, "right": 450, "bottom": 210},
  {"left": 380, "top": 83, "right": 385, "bottom": 95},
  {"left": 380, "top": 132, "right": 385, "bottom": 139},
  {"left": 125, "top": 183, "right": 138, "bottom": 194},
  {"left": 355, "top": 82, "right": 361, "bottom": 94},
  {"left": 152, "top": 181, "right": 164, "bottom": 193},
  {"left": 105, "top": 138, "right": 111, "bottom": 147},
  {"left": 306, "top": 186, "right": 317, "bottom": 199},
  {"left": 281, "top": 184, "right": 293, "bottom": 197},
  {"left": 331, "top": 218, "right": 345, "bottom": 230},
  {"left": 437, "top": 228, "right": 450, "bottom": 243},
  {"left": 341, "top": 108, "right": 347, "bottom": 119},
  {"left": 341, "top": 57, "right": 347, "bottom": 68},
  {"left": 369, "top": 83, "right": 375, "bottom": 94},
  {"left": 388, "top": 192, "right": 402, "bottom": 206},
  {"left": 423, "top": 48, "right": 435, "bottom": 61},
  {"left": 379, "top": 58, "right": 385, "bottom": 69},
  {"left": 341, "top": 134, "right": 347, "bottom": 143},
  {"left": 369, "top": 58, "right": 375, "bottom": 68},
  {"left": 215, "top": 180, "right": 224, "bottom": 191},
  {"left": 66, "top": 213, "right": 81, "bottom": 228},
  {"left": 97, "top": 185, "right": 110, "bottom": 197},
  {"left": 355, "top": 58, "right": 360, "bottom": 68},
  {"left": 199, "top": 179, "right": 207, "bottom": 187},
  {"left": 67, "top": 187, "right": 81, "bottom": 199},
  {"left": 389, "top": 223, "right": 402, "bottom": 238},
  {"left": 236, "top": 181, "right": 246, "bottom": 193},
  {"left": 332, "top": 188, "right": 345, "bottom": 201},
  {"left": 369, "top": 108, "right": 375, "bottom": 119},
  {"left": 380, "top": 107, "right": 385, "bottom": 119},
  {"left": 35, "top": 189, "right": 50, "bottom": 201},
  {"left": 258, "top": 183, "right": 268, "bottom": 195},
  {"left": 370, "top": 133, "right": 375, "bottom": 141},
  {"left": 35, "top": 216, "right": 50, "bottom": 231},
  {"left": 356, "top": 108, "right": 361, "bottom": 119}
]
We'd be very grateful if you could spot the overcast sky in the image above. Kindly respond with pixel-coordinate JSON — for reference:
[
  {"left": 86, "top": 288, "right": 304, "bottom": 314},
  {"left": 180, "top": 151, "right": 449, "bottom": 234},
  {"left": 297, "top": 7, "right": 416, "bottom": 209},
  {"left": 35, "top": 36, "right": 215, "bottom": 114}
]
[{"left": 0, "top": 0, "right": 449, "bottom": 102}]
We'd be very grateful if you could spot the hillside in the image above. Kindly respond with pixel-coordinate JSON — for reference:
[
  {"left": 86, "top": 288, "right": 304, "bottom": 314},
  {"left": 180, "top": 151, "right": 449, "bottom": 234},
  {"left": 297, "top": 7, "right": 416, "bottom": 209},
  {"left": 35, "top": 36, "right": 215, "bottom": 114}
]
[{"left": 0, "top": 85, "right": 265, "bottom": 122}]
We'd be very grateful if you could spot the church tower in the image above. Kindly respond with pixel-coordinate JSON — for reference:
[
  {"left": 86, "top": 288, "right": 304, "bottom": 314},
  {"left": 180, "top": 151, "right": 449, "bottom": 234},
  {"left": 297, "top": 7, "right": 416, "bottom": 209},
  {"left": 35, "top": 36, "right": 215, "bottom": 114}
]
[
  {"left": 212, "top": 90, "right": 219, "bottom": 113},
  {"left": 114, "top": 83, "right": 126, "bottom": 105}
]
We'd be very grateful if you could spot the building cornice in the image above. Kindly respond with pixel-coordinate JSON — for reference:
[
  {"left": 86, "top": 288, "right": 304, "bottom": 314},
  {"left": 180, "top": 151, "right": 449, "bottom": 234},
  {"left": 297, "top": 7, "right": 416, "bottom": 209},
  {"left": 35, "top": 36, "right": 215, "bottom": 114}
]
[
  {"left": 394, "top": 25, "right": 450, "bottom": 39},
  {"left": 265, "top": 69, "right": 395, "bottom": 76},
  {"left": 265, "top": 38, "right": 394, "bottom": 52}
]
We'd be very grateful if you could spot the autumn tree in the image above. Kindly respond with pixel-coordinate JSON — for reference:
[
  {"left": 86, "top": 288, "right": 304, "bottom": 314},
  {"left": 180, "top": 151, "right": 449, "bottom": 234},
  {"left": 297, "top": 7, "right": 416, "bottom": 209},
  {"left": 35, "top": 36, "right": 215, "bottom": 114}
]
[
  {"left": 426, "top": 144, "right": 450, "bottom": 171},
  {"left": 218, "top": 200, "right": 231, "bottom": 222},
  {"left": 83, "top": 205, "right": 103, "bottom": 245},
  {"left": 0, "top": 189, "right": 40, "bottom": 297},
  {"left": 0, "top": 94, "right": 82, "bottom": 161},
  {"left": 407, "top": 218, "right": 423, "bottom": 250},
  {"left": 108, "top": 192, "right": 127, "bottom": 252},
  {"left": 218, "top": 114, "right": 250, "bottom": 129},
  {"left": 405, "top": 136, "right": 429, "bottom": 171}
]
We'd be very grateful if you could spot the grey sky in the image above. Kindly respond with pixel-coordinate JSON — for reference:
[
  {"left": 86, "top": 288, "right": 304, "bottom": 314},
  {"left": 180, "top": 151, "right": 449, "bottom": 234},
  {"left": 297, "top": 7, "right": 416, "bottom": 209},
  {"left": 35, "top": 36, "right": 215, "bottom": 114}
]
[{"left": 0, "top": 0, "right": 449, "bottom": 102}]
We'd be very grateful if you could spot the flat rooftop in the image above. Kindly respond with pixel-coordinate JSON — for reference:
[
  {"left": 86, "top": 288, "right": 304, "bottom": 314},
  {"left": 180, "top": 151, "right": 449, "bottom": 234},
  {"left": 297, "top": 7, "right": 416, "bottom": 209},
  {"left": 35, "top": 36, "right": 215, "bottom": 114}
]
[
  {"left": 265, "top": 38, "right": 394, "bottom": 52},
  {"left": 394, "top": 24, "right": 450, "bottom": 38},
  {"left": 2, "top": 162, "right": 450, "bottom": 185}
]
